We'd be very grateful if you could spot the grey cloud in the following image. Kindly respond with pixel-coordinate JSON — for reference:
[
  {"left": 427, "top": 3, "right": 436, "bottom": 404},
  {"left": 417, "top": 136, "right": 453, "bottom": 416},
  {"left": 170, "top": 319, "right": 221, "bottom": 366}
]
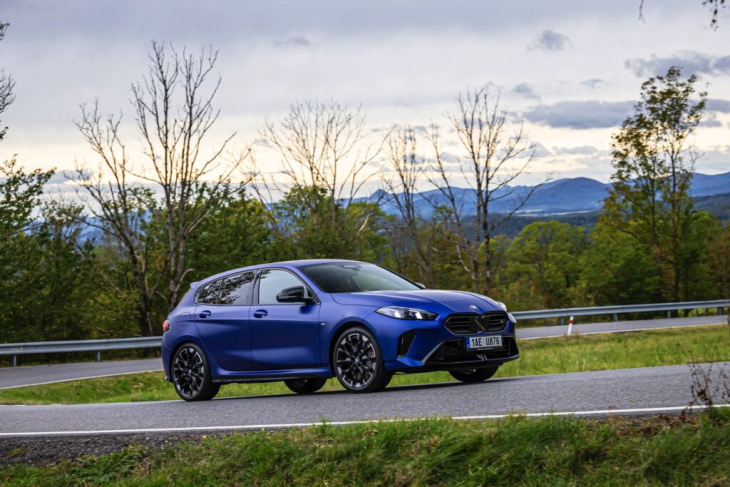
[
  {"left": 553, "top": 145, "right": 598, "bottom": 155},
  {"left": 273, "top": 35, "right": 312, "bottom": 49},
  {"left": 439, "top": 152, "right": 460, "bottom": 163},
  {"left": 580, "top": 78, "right": 607, "bottom": 89},
  {"left": 532, "top": 142, "right": 551, "bottom": 158},
  {"left": 528, "top": 30, "right": 572, "bottom": 51},
  {"left": 700, "top": 116, "right": 723, "bottom": 128},
  {"left": 706, "top": 98, "right": 730, "bottom": 113},
  {"left": 512, "top": 83, "right": 541, "bottom": 101},
  {"left": 625, "top": 51, "right": 730, "bottom": 77},
  {"left": 525, "top": 100, "right": 633, "bottom": 129}
]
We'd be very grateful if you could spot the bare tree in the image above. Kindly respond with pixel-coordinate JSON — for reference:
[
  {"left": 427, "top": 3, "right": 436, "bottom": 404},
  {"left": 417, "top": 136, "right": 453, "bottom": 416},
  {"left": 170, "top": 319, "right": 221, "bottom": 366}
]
[
  {"left": 254, "top": 100, "right": 384, "bottom": 251},
  {"left": 382, "top": 126, "right": 441, "bottom": 287},
  {"left": 0, "top": 22, "right": 16, "bottom": 142},
  {"left": 427, "top": 87, "right": 545, "bottom": 295},
  {"left": 131, "top": 42, "right": 251, "bottom": 311},
  {"left": 72, "top": 42, "right": 251, "bottom": 336},
  {"left": 73, "top": 105, "right": 160, "bottom": 337},
  {"left": 639, "top": 0, "right": 726, "bottom": 27}
]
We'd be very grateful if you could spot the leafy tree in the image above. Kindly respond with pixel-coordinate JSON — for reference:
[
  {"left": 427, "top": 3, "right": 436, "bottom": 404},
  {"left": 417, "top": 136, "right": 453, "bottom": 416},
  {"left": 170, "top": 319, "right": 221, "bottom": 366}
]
[
  {"left": 0, "top": 163, "right": 95, "bottom": 342},
  {"left": 504, "top": 221, "right": 588, "bottom": 310},
  {"left": 270, "top": 186, "right": 391, "bottom": 262},
  {"left": 583, "top": 221, "right": 661, "bottom": 306},
  {"left": 185, "top": 191, "right": 272, "bottom": 281},
  {"left": 603, "top": 66, "right": 706, "bottom": 303}
]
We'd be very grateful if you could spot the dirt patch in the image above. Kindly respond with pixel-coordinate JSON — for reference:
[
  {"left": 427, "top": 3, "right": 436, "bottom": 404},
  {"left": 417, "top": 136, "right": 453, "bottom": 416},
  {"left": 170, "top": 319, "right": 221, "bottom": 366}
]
[{"left": 0, "top": 432, "right": 224, "bottom": 467}]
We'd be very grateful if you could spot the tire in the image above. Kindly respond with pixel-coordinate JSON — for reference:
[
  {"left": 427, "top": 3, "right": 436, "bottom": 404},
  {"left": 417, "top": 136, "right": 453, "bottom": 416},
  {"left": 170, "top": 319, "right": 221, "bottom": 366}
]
[
  {"left": 333, "top": 326, "right": 392, "bottom": 393},
  {"left": 284, "top": 378, "right": 328, "bottom": 394},
  {"left": 171, "top": 343, "right": 220, "bottom": 401},
  {"left": 449, "top": 366, "right": 499, "bottom": 383}
]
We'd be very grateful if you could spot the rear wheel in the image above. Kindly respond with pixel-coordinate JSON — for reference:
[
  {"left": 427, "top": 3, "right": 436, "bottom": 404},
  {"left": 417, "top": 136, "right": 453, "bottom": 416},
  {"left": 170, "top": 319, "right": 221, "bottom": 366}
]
[
  {"left": 284, "top": 378, "right": 328, "bottom": 394},
  {"left": 172, "top": 343, "right": 220, "bottom": 401},
  {"left": 333, "top": 327, "right": 392, "bottom": 393},
  {"left": 449, "top": 366, "right": 499, "bottom": 383}
]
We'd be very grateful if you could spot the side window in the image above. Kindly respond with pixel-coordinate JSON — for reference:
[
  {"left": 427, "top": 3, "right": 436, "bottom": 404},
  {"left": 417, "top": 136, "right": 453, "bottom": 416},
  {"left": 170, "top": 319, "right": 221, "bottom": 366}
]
[
  {"left": 218, "top": 272, "right": 255, "bottom": 305},
  {"left": 257, "top": 269, "right": 310, "bottom": 305},
  {"left": 196, "top": 279, "right": 221, "bottom": 305}
]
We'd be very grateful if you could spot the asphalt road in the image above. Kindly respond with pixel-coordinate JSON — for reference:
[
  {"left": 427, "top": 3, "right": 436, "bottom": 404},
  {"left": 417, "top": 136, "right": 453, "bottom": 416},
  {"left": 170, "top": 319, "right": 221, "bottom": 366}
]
[
  {"left": 1, "top": 362, "right": 727, "bottom": 437},
  {"left": 0, "top": 315, "right": 725, "bottom": 389}
]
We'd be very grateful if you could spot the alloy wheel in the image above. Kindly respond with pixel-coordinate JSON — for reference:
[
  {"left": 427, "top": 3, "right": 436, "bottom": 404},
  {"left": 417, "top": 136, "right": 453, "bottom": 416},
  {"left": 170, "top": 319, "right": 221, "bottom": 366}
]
[
  {"left": 173, "top": 346, "right": 205, "bottom": 399},
  {"left": 335, "top": 331, "right": 378, "bottom": 390}
]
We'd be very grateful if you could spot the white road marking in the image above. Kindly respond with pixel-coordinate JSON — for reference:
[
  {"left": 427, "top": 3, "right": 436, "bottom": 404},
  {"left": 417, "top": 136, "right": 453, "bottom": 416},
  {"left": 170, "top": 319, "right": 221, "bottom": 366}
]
[{"left": 1, "top": 404, "right": 727, "bottom": 437}]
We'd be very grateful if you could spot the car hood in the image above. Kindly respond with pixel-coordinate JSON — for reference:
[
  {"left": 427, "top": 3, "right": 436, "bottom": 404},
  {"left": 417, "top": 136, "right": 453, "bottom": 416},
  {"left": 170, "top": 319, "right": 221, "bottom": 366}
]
[{"left": 329, "top": 289, "right": 503, "bottom": 314}]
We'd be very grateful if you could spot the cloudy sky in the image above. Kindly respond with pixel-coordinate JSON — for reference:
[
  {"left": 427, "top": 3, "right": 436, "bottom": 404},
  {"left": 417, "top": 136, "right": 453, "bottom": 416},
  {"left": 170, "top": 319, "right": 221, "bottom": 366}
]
[{"left": 1, "top": 0, "right": 729, "bottom": 193}]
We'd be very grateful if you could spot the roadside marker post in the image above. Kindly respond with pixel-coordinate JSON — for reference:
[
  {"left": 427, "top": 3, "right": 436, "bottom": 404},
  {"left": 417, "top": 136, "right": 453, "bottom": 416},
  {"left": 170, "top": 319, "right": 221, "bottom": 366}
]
[{"left": 567, "top": 316, "right": 574, "bottom": 336}]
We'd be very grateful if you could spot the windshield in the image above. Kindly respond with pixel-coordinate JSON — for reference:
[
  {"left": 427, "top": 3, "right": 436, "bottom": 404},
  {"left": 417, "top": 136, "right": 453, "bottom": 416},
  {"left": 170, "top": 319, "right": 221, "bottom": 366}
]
[{"left": 299, "top": 262, "right": 419, "bottom": 293}]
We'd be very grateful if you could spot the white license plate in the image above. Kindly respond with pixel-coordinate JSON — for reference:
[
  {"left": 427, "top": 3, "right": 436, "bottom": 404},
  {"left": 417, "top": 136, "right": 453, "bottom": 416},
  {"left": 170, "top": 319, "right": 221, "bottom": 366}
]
[{"left": 466, "top": 335, "right": 502, "bottom": 350}]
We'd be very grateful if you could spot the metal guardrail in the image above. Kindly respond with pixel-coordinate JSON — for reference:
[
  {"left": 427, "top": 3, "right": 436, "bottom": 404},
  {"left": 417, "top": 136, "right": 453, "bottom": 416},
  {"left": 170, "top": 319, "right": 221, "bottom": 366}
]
[
  {"left": 511, "top": 299, "right": 730, "bottom": 322},
  {"left": 0, "top": 337, "right": 162, "bottom": 366},
  {"left": 1, "top": 299, "right": 728, "bottom": 366}
]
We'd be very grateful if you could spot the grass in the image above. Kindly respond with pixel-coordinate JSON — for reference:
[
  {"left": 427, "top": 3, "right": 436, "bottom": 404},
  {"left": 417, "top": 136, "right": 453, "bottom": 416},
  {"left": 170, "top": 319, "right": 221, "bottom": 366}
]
[
  {"left": 0, "top": 325, "right": 728, "bottom": 406},
  {"left": 2, "top": 412, "right": 730, "bottom": 485}
]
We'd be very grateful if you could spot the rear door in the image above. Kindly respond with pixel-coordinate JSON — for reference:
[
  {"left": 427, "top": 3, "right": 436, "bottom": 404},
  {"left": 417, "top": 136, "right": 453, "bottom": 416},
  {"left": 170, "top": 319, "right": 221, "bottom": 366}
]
[
  {"left": 250, "top": 268, "right": 321, "bottom": 371},
  {"left": 194, "top": 271, "right": 255, "bottom": 372}
]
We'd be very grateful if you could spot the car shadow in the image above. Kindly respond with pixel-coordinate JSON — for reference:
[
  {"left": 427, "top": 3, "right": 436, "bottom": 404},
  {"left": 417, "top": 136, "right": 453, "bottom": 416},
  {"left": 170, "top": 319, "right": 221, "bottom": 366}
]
[{"left": 212, "top": 377, "right": 515, "bottom": 402}]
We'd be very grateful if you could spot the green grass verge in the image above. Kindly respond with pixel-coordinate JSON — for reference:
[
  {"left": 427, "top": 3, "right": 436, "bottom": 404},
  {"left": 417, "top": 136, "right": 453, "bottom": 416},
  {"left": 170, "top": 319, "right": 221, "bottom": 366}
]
[
  {"left": 1, "top": 325, "right": 728, "bottom": 405},
  {"left": 2, "top": 412, "right": 730, "bottom": 486}
]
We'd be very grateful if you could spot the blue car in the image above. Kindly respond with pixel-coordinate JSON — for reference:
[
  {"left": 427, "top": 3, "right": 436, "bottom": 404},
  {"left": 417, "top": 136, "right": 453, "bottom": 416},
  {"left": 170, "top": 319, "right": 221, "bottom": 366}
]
[{"left": 161, "top": 259, "right": 519, "bottom": 400}]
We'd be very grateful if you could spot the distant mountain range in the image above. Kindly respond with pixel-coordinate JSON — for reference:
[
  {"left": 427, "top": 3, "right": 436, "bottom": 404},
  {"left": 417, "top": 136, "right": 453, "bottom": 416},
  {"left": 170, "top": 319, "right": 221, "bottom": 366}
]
[{"left": 358, "top": 171, "right": 730, "bottom": 217}]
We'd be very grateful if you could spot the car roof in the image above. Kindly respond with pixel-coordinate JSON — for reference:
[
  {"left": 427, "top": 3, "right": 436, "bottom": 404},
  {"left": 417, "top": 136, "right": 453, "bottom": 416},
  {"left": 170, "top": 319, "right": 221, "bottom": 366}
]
[{"left": 189, "top": 259, "right": 363, "bottom": 289}]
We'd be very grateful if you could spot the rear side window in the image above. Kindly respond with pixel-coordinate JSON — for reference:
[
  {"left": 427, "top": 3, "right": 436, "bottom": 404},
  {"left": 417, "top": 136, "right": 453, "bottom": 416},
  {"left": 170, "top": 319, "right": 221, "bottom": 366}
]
[
  {"left": 218, "top": 272, "right": 255, "bottom": 305},
  {"left": 196, "top": 279, "right": 221, "bottom": 305}
]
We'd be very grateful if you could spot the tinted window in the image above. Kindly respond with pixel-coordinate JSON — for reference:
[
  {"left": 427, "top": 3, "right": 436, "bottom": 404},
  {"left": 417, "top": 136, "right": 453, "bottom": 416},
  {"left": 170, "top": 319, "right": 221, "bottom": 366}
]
[
  {"left": 300, "top": 262, "right": 419, "bottom": 293},
  {"left": 218, "top": 272, "right": 255, "bottom": 306},
  {"left": 257, "top": 269, "right": 310, "bottom": 305},
  {"left": 196, "top": 279, "right": 221, "bottom": 304}
]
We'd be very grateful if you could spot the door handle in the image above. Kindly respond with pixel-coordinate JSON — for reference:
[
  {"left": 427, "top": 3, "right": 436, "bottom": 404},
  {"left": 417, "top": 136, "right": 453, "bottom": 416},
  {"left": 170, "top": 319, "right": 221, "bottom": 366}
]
[
  {"left": 253, "top": 310, "right": 268, "bottom": 318},
  {"left": 198, "top": 310, "right": 211, "bottom": 319}
]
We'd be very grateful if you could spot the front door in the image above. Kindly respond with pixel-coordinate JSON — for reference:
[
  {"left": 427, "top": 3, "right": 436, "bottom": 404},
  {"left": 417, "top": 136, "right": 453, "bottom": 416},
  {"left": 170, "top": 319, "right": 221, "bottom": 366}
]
[{"left": 250, "top": 268, "right": 321, "bottom": 371}]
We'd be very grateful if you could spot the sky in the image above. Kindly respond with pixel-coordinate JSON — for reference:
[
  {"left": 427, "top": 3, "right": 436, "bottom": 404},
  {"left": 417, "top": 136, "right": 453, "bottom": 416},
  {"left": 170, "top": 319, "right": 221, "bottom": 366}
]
[{"left": 1, "top": 0, "right": 729, "bottom": 196}]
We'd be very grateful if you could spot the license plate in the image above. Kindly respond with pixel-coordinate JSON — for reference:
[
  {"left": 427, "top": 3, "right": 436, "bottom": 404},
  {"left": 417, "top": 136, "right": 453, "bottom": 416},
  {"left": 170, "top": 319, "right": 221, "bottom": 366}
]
[{"left": 466, "top": 335, "right": 502, "bottom": 350}]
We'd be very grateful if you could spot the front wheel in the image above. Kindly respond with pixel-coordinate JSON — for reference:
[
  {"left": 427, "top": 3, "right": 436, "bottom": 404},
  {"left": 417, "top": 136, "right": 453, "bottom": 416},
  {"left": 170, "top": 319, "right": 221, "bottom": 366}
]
[
  {"left": 284, "top": 378, "right": 328, "bottom": 394},
  {"left": 449, "top": 366, "right": 499, "bottom": 383},
  {"left": 172, "top": 343, "right": 220, "bottom": 401},
  {"left": 333, "top": 327, "right": 392, "bottom": 393}
]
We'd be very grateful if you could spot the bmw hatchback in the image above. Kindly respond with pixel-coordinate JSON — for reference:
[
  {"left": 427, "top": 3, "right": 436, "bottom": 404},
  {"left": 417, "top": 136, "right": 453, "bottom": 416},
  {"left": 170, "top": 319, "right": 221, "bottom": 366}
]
[{"left": 161, "top": 259, "right": 519, "bottom": 400}]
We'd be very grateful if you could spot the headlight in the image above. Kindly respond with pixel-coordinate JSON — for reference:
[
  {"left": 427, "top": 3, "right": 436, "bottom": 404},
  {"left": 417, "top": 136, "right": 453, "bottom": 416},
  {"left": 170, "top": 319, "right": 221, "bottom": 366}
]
[{"left": 376, "top": 306, "right": 437, "bottom": 320}]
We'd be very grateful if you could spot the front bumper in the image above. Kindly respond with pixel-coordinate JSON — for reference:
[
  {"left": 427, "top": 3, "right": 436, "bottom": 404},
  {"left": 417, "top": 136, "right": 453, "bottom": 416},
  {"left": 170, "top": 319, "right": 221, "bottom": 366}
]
[{"left": 375, "top": 309, "right": 519, "bottom": 373}]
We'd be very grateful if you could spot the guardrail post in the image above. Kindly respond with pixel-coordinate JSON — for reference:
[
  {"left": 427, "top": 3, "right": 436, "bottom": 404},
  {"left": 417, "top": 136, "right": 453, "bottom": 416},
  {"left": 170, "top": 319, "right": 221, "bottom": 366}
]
[
  {"left": 11, "top": 355, "right": 17, "bottom": 367},
  {"left": 95, "top": 351, "right": 101, "bottom": 362},
  {"left": 667, "top": 310, "right": 671, "bottom": 319},
  {"left": 613, "top": 313, "right": 618, "bottom": 322},
  {"left": 559, "top": 317, "right": 564, "bottom": 326}
]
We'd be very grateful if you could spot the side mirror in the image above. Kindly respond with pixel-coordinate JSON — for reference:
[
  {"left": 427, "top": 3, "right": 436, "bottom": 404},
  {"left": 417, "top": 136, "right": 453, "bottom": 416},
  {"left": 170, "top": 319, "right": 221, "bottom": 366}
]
[
  {"left": 415, "top": 282, "right": 427, "bottom": 289},
  {"left": 276, "top": 286, "right": 315, "bottom": 304}
]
